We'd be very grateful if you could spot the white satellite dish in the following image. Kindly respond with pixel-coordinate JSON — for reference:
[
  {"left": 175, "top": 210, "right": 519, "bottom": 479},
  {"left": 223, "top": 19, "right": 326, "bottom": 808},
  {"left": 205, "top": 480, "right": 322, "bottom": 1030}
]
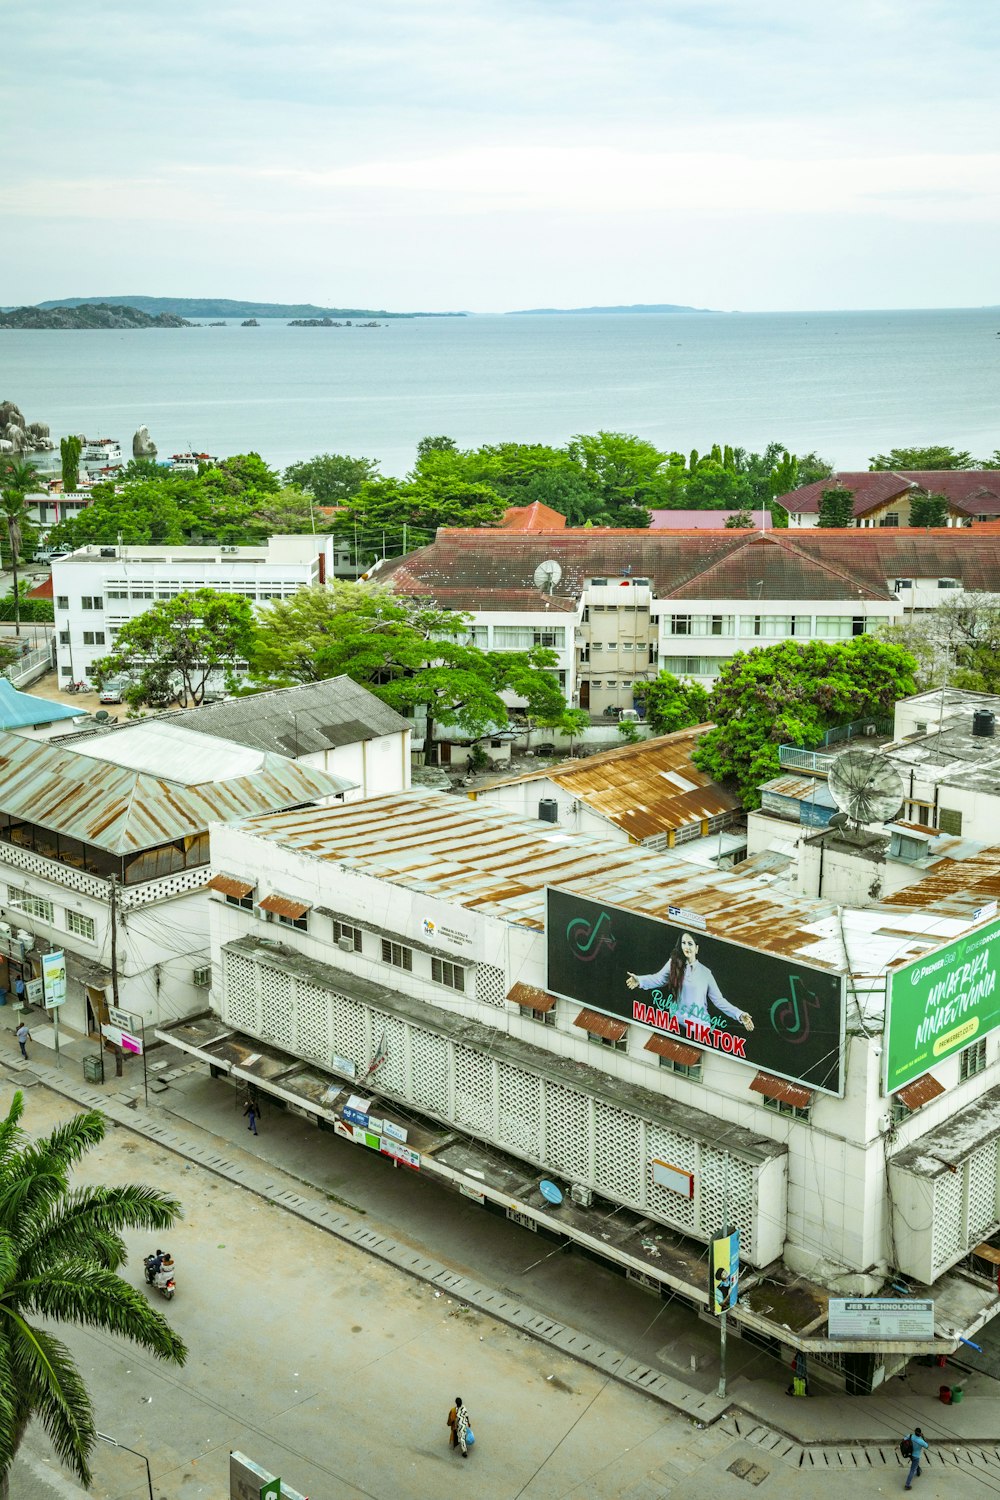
[
  {"left": 533, "top": 559, "right": 563, "bottom": 593},
  {"left": 828, "top": 750, "right": 904, "bottom": 827}
]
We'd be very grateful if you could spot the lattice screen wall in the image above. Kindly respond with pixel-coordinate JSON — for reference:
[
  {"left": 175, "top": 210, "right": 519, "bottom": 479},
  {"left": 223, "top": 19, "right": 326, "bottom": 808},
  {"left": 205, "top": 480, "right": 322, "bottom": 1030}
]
[
  {"left": 222, "top": 949, "right": 773, "bottom": 1255},
  {"left": 922, "top": 1139, "right": 1000, "bottom": 1280}
]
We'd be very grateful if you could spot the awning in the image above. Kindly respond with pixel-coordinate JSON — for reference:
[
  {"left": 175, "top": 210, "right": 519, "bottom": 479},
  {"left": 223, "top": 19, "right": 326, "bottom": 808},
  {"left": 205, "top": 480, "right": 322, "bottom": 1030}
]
[
  {"left": 208, "top": 874, "right": 255, "bottom": 899},
  {"left": 507, "top": 981, "right": 558, "bottom": 1012},
  {"left": 749, "top": 1072, "right": 813, "bottom": 1110},
  {"left": 644, "top": 1035, "right": 701, "bottom": 1066},
  {"left": 258, "top": 893, "right": 311, "bottom": 920},
  {"left": 574, "top": 1008, "right": 627, "bottom": 1042},
  {"left": 896, "top": 1073, "right": 945, "bottom": 1111}
]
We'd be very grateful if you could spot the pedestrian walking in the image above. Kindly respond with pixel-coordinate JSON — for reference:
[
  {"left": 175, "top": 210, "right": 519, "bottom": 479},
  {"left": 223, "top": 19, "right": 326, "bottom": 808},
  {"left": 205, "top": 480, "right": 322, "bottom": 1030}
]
[
  {"left": 15, "top": 1022, "right": 30, "bottom": 1059},
  {"left": 447, "top": 1397, "right": 472, "bottom": 1457},
  {"left": 903, "top": 1427, "right": 929, "bottom": 1488},
  {"left": 14, "top": 975, "right": 25, "bottom": 1008},
  {"left": 243, "top": 1099, "right": 259, "bottom": 1135}
]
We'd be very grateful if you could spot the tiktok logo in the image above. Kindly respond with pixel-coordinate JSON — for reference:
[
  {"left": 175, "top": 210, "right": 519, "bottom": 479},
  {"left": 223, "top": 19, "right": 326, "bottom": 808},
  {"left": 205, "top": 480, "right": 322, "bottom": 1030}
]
[
  {"left": 566, "top": 911, "right": 616, "bottom": 962},
  {"left": 769, "top": 975, "right": 820, "bottom": 1045}
]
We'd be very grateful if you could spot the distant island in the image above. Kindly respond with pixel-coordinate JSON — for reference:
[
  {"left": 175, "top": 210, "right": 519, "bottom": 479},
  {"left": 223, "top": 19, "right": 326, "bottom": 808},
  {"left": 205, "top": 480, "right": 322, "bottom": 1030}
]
[
  {"left": 0, "top": 303, "right": 193, "bottom": 330},
  {"left": 35, "top": 296, "right": 465, "bottom": 320},
  {"left": 288, "top": 318, "right": 381, "bottom": 328},
  {"left": 506, "top": 302, "right": 717, "bottom": 315}
]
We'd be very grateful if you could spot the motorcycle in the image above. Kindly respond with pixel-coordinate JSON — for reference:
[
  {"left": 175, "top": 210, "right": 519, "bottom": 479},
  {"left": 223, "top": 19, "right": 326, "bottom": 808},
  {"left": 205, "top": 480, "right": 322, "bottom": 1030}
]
[{"left": 143, "top": 1250, "right": 176, "bottom": 1300}]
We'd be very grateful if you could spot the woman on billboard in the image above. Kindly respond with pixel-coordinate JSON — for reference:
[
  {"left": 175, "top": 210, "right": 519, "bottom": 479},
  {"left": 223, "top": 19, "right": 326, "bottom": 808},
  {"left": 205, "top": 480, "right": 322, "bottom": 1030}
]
[{"left": 626, "top": 932, "right": 754, "bottom": 1033}]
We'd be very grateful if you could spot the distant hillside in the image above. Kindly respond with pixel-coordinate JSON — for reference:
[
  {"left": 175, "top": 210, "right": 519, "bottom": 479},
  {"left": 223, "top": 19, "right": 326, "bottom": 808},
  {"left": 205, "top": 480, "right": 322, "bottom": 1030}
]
[
  {"left": 0, "top": 303, "right": 193, "bottom": 330},
  {"left": 506, "top": 302, "right": 717, "bottom": 315},
  {"left": 37, "top": 296, "right": 465, "bottom": 320}
]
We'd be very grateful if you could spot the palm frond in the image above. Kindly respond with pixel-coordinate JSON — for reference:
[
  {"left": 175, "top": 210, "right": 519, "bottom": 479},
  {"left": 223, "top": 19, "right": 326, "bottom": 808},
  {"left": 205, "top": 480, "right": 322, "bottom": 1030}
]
[
  {"left": 5, "top": 1317, "right": 95, "bottom": 1485},
  {"left": 16, "top": 1266, "right": 187, "bottom": 1365},
  {"left": 0, "top": 1094, "right": 25, "bottom": 1170},
  {"left": 0, "top": 1113, "right": 107, "bottom": 1239},
  {"left": 23, "top": 1184, "right": 182, "bottom": 1272}
]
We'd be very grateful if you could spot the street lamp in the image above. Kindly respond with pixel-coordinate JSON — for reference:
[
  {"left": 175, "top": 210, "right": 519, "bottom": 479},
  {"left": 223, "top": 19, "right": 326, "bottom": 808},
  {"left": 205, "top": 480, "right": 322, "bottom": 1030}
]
[{"left": 96, "top": 1431, "right": 154, "bottom": 1500}]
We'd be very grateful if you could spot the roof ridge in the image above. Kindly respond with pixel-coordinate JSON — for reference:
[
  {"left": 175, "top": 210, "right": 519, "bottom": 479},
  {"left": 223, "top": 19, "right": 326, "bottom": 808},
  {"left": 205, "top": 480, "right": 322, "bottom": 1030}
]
[
  {"left": 769, "top": 532, "right": 894, "bottom": 599},
  {"left": 656, "top": 534, "right": 754, "bottom": 596}
]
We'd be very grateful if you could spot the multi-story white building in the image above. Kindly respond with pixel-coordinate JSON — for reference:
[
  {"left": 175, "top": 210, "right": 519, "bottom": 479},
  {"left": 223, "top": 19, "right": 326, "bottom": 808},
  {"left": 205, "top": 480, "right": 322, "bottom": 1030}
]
[
  {"left": 0, "top": 722, "right": 350, "bottom": 1034},
  {"left": 158, "top": 791, "right": 1000, "bottom": 1392},
  {"left": 52, "top": 537, "right": 336, "bottom": 688},
  {"left": 376, "top": 526, "right": 1000, "bottom": 709}
]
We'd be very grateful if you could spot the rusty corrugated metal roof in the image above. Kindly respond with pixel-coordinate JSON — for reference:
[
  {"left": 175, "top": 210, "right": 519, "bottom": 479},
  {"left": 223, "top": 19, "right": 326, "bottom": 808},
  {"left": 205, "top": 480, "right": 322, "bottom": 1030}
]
[
  {"left": 0, "top": 729, "right": 347, "bottom": 855},
  {"left": 507, "top": 981, "right": 558, "bottom": 1011},
  {"left": 644, "top": 1035, "right": 701, "bottom": 1066},
  {"left": 749, "top": 1072, "right": 813, "bottom": 1108},
  {"left": 897, "top": 1073, "right": 946, "bottom": 1110},
  {"left": 207, "top": 874, "right": 255, "bottom": 898},
  {"left": 258, "top": 893, "right": 311, "bottom": 920},
  {"left": 481, "top": 727, "right": 738, "bottom": 840},
  {"left": 574, "top": 1008, "right": 628, "bottom": 1041}
]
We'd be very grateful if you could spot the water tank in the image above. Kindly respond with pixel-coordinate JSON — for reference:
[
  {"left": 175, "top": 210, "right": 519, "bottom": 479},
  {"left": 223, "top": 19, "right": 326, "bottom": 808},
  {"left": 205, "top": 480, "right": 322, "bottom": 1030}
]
[
  {"left": 973, "top": 710, "right": 996, "bottom": 738},
  {"left": 538, "top": 798, "right": 559, "bottom": 824}
]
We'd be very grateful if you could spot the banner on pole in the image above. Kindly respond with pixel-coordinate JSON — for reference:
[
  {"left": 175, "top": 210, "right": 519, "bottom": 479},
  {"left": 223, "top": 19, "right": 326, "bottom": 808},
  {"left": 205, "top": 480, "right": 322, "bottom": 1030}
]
[
  {"left": 41, "top": 950, "right": 67, "bottom": 1009},
  {"left": 709, "top": 1227, "right": 740, "bottom": 1313}
]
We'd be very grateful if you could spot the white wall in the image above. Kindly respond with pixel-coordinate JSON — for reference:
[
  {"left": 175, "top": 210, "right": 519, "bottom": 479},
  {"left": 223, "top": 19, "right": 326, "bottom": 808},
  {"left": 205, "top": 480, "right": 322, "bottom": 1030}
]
[{"left": 298, "top": 730, "right": 411, "bottom": 801}]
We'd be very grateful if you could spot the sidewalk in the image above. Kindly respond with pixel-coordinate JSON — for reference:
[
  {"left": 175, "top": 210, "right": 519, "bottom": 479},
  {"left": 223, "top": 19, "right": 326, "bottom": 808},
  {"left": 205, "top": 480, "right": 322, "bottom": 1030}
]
[{"left": 4, "top": 1007, "right": 998, "bottom": 1452}]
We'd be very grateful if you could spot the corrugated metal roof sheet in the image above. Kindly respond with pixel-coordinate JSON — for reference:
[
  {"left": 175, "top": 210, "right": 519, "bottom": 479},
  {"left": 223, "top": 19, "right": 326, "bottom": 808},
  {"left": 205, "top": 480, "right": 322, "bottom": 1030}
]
[
  {"left": 0, "top": 729, "right": 348, "bottom": 855},
  {"left": 749, "top": 1072, "right": 813, "bottom": 1108},
  {"left": 897, "top": 1073, "right": 945, "bottom": 1110},
  {"left": 644, "top": 1035, "right": 701, "bottom": 1065},
  {"left": 481, "top": 727, "right": 738, "bottom": 839},
  {"left": 172, "top": 676, "right": 409, "bottom": 754},
  {"left": 258, "top": 893, "right": 311, "bottom": 919},
  {"left": 574, "top": 1007, "right": 628, "bottom": 1041},
  {"left": 507, "top": 981, "right": 557, "bottom": 1011},
  {"left": 207, "top": 873, "right": 255, "bottom": 898}
]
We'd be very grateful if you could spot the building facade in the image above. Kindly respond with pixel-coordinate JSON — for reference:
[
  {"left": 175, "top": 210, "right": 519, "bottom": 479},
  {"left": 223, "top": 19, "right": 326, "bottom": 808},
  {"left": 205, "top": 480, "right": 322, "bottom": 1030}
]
[{"left": 775, "top": 471, "right": 1000, "bottom": 529}]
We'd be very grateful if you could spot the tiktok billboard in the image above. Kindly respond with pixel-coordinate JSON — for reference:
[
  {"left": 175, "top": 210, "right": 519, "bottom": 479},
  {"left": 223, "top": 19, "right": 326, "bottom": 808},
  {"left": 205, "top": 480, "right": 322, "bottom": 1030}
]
[{"left": 546, "top": 887, "right": 845, "bottom": 1095}]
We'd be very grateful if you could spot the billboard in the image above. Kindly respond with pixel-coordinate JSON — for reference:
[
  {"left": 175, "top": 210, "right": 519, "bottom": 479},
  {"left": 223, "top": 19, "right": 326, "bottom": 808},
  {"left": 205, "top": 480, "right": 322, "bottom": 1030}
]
[
  {"left": 885, "top": 917, "right": 1000, "bottom": 1092},
  {"left": 709, "top": 1228, "right": 740, "bottom": 1314},
  {"left": 828, "top": 1298, "right": 934, "bottom": 1340},
  {"left": 41, "top": 950, "right": 67, "bottom": 1009},
  {"left": 546, "top": 888, "right": 844, "bottom": 1094}
]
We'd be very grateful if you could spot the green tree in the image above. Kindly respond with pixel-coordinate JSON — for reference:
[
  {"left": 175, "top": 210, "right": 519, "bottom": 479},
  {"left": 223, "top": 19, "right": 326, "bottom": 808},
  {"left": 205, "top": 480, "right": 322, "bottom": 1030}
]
[
  {"left": 634, "top": 673, "right": 711, "bottom": 735},
  {"left": 93, "top": 589, "right": 255, "bottom": 706},
  {"left": 209, "top": 452, "right": 281, "bottom": 494},
  {"left": 253, "top": 584, "right": 570, "bottom": 757},
  {"left": 283, "top": 453, "right": 380, "bottom": 505},
  {"left": 0, "top": 1091, "right": 186, "bottom": 1497},
  {"left": 817, "top": 486, "right": 855, "bottom": 528},
  {"left": 869, "top": 445, "right": 974, "bottom": 471},
  {"left": 724, "top": 509, "right": 755, "bottom": 529},
  {"left": 0, "top": 459, "right": 37, "bottom": 635},
  {"left": 908, "top": 492, "right": 950, "bottom": 528},
  {"left": 692, "top": 637, "right": 917, "bottom": 807},
  {"left": 415, "top": 435, "right": 459, "bottom": 462},
  {"left": 794, "top": 451, "right": 834, "bottom": 487},
  {"left": 59, "top": 435, "right": 82, "bottom": 492},
  {"left": 566, "top": 431, "right": 664, "bottom": 523}
]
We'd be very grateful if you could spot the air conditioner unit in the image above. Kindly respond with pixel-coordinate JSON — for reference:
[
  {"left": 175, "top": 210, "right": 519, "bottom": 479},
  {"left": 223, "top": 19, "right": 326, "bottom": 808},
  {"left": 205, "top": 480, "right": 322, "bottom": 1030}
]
[
  {"left": 16, "top": 929, "right": 34, "bottom": 949},
  {"left": 0, "top": 922, "right": 11, "bottom": 940},
  {"left": 221, "top": 545, "right": 239, "bottom": 553},
  {"left": 337, "top": 936, "right": 354, "bottom": 952},
  {"left": 193, "top": 965, "right": 211, "bottom": 988},
  {"left": 570, "top": 1183, "right": 593, "bottom": 1208},
  {"left": 99, "top": 547, "right": 116, "bottom": 557}
]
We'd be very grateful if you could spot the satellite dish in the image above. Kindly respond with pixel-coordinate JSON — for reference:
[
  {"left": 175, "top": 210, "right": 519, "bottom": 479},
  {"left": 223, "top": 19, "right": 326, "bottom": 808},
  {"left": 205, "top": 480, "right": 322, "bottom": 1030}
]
[
  {"left": 539, "top": 1178, "right": 563, "bottom": 1206},
  {"left": 828, "top": 750, "right": 904, "bottom": 827},
  {"left": 827, "top": 811, "right": 851, "bottom": 831},
  {"left": 533, "top": 559, "right": 563, "bottom": 593}
]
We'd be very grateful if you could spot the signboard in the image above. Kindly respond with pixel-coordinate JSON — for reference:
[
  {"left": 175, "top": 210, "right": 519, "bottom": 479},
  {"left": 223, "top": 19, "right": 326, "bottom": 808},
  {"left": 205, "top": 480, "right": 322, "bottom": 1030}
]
[
  {"left": 546, "top": 888, "right": 845, "bottom": 1094},
  {"left": 26, "top": 979, "right": 44, "bottom": 1005},
  {"left": 828, "top": 1298, "right": 935, "bottom": 1340},
  {"left": 41, "top": 950, "right": 67, "bottom": 1009},
  {"left": 709, "top": 1227, "right": 740, "bottom": 1313},
  {"left": 108, "top": 1005, "right": 140, "bottom": 1032},
  {"left": 885, "top": 917, "right": 1000, "bottom": 1091},
  {"left": 651, "top": 1159, "right": 694, "bottom": 1198}
]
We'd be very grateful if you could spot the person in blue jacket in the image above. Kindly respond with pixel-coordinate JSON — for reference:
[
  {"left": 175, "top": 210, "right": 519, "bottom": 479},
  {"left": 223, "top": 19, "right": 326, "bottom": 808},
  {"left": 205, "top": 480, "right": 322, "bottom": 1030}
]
[{"left": 625, "top": 931, "right": 754, "bottom": 1033}]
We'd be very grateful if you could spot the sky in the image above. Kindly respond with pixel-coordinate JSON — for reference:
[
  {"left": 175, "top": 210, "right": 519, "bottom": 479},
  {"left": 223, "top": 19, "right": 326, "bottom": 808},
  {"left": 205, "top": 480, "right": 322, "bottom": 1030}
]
[{"left": 5, "top": 0, "right": 999, "bottom": 313}]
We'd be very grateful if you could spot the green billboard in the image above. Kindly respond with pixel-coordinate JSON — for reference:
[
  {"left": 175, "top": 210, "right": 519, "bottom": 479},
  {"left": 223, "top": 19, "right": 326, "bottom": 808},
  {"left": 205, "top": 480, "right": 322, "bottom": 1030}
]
[{"left": 885, "top": 916, "right": 1000, "bottom": 1092}]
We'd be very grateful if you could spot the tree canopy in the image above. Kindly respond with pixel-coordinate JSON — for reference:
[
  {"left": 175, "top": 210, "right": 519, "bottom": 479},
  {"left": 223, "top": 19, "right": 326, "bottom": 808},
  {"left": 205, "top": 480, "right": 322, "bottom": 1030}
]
[
  {"left": 0, "top": 1091, "right": 186, "bottom": 1495},
  {"left": 817, "top": 486, "right": 855, "bottom": 528},
  {"left": 633, "top": 672, "right": 710, "bottom": 735},
  {"left": 869, "top": 445, "right": 976, "bottom": 471},
  {"left": 252, "top": 582, "right": 570, "bottom": 750},
  {"left": 880, "top": 592, "right": 1000, "bottom": 696},
  {"left": 692, "top": 637, "right": 918, "bottom": 807},
  {"left": 908, "top": 492, "right": 949, "bottom": 528},
  {"left": 92, "top": 589, "right": 256, "bottom": 705},
  {"left": 282, "top": 452, "right": 380, "bottom": 505}
]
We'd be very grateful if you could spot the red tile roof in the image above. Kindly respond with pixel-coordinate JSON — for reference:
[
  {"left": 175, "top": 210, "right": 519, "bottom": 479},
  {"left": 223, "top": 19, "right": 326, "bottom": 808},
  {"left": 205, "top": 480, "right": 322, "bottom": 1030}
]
[
  {"left": 776, "top": 470, "right": 1000, "bottom": 518},
  {"left": 500, "top": 501, "right": 567, "bottom": 531},
  {"left": 27, "top": 575, "right": 53, "bottom": 600},
  {"left": 375, "top": 526, "right": 1000, "bottom": 607}
]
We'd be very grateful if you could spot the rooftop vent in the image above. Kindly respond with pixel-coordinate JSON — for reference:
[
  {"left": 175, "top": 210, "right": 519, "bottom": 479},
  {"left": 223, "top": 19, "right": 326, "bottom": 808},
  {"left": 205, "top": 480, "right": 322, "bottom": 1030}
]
[{"left": 973, "top": 709, "right": 995, "bottom": 738}]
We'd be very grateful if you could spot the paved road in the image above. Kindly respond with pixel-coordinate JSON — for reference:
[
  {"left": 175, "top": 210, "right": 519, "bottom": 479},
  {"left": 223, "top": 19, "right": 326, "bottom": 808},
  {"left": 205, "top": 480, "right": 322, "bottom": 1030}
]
[{"left": 12, "top": 1083, "right": 1000, "bottom": 1500}]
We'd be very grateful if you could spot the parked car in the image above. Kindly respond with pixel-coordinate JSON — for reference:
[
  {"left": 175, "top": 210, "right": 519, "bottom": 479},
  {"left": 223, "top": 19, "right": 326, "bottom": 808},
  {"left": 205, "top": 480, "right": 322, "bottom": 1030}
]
[{"left": 99, "top": 677, "right": 129, "bottom": 704}]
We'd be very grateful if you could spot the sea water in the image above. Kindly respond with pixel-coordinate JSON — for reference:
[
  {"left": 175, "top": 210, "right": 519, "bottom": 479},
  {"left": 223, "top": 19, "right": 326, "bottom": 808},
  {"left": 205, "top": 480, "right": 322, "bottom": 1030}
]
[{"left": 2, "top": 307, "right": 998, "bottom": 476}]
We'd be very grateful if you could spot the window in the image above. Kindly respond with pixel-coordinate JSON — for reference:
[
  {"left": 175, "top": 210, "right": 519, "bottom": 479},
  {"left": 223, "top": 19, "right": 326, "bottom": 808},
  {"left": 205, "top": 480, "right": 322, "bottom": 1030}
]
[
  {"left": 61, "top": 665, "right": 72, "bottom": 678},
  {"left": 226, "top": 892, "right": 254, "bottom": 911},
  {"left": 492, "top": 626, "right": 565, "bottom": 650},
  {"left": 788, "top": 615, "right": 812, "bottom": 636},
  {"left": 431, "top": 957, "right": 465, "bottom": 991},
  {"left": 530, "top": 1006, "right": 556, "bottom": 1026},
  {"left": 960, "top": 1038, "right": 987, "bottom": 1081},
  {"left": 588, "top": 1031, "right": 628, "bottom": 1053},
  {"left": 82, "top": 631, "right": 105, "bottom": 646},
  {"left": 130, "top": 589, "right": 153, "bottom": 600},
  {"left": 815, "top": 616, "right": 854, "bottom": 638},
  {"left": 81, "top": 596, "right": 104, "bottom": 610},
  {"left": 56, "top": 595, "right": 69, "bottom": 610},
  {"left": 381, "top": 938, "right": 413, "bottom": 972},
  {"left": 938, "top": 578, "right": 961, "bottom": 590},
  {"left": 107, "top": 588, "right": 128, "bottom": 600},
  {"left": 278, "top": 912, "right": 309, "bottom": 932},
  {"left": 66, "top": 910, "right": 96, "bottom": 941},
  {"left": 671, "top": 614, "right": 692, "bottom": 635},
  {"left": 332, "top": 920, "right": 363, "bottom": 951},
  {"left": 891, "top": 1097, "right": 912, "bottom": 1125},
  {"left": 763, "top": 1095, "right": 810, "bottom": 1121},
  {"left": 880, "top": 512, "right": 900, "bottom": 528},
  {"left": 590, "top": 577, "right": 608, "bottom": 586},
  {"left": 7, "top": 888, "right": 54, "bottom": 923},
  {"left": 59, "top": 631, "right": 70, "bottom": 645},
  {"left": 657, "top": 1054, "right": 702, "bottom": 1079},
  {"left": 851, "top": 617, "right": 866, "bottom": 636},
  {"left": 894, "top": 580, "right": 913, "bottom": 591},
  {"left": 938, "top": 807, "right": 963, "bottom": 836}
]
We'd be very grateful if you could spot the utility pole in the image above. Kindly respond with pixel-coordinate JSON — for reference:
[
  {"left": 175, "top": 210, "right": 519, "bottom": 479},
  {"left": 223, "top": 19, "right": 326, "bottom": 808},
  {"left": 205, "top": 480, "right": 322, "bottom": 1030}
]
[{"left": 716, "top": 1157, "right": 731, "bottom": 1400}]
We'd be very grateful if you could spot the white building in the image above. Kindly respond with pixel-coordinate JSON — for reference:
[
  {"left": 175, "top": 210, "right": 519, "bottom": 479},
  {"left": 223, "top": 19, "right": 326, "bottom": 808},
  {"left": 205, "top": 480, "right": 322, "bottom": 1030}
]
[
  {"left": 0, "top": 723, "right": 350, "bottom": 1035},
  {"left": 52, "top": 537, "right": 337, "bottom": 688},
  {"left": 156, "top": 791, "right": 1000, "bottom": 1392},
  {"left": 167, "top": 677, "right": 411, "bottom": 800},
  {"left": 376, "top": 526, "right": 1000, "bottom": 708}
]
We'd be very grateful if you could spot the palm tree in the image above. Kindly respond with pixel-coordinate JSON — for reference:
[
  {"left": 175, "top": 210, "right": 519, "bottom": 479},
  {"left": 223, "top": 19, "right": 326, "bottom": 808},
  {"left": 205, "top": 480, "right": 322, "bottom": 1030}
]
[
  {"left": 0, "top": 1091, "right": 187, "bottom": 1497},
  {"left": 0, "top": 459, "right": 36, "bottom": 637}
]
